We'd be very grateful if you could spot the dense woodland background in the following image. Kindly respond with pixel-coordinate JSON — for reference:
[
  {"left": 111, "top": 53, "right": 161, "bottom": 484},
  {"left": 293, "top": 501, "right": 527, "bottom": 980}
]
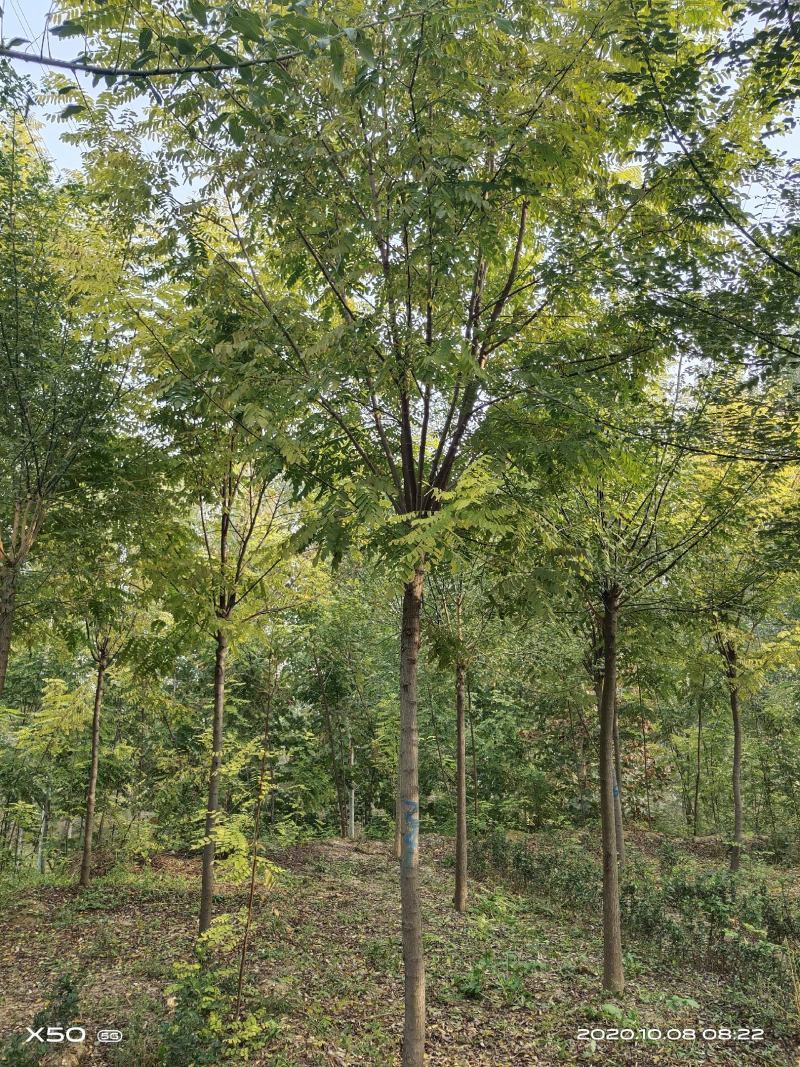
[{"left": 1, "top": 0, "right": 800, "bottom": 1063}]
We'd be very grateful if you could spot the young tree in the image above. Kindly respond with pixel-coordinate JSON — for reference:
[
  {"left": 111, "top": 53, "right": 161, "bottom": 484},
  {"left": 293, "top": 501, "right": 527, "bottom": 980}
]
[
  {"left": 425, "top": 566, "right": 496, "bottom": 913},
  {"left": 147, "top": 270, "right": 297, "bottom": 934}
]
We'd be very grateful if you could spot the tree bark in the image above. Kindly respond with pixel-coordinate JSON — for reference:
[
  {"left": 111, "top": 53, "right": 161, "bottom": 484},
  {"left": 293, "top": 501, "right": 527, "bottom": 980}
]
[
  {"left": 612, "top": 694, "right": 625, "bottom": 868},
  {"left": 599, "top": 591, "right": 624, "bottom": 993},
  {"left": 199, "top": 628, "right": 227, "bottom": 933},
  {"left": 399, "top": 562, "right": 425, "bottom": 1066},
  {"left": 347, "top": 733, "right": 356, "bottom": 840},
  {"left": 467, "top": 676, "right": 478, "bottom": 818},
  {"left": 80, "top": 652, "right": 107, "bottom": 888},
  {"left": 0, "top": 563, "right": 18, "bottom": 697}
]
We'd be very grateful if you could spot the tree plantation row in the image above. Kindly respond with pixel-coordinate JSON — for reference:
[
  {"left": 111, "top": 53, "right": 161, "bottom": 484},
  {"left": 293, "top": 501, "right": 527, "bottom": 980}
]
[{"left": 1, "top": 1, "right": 799, "bottom": 1063}]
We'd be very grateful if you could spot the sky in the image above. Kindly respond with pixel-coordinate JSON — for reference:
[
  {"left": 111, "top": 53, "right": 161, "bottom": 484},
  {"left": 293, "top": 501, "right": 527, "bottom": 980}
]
[
  {"left": 2, "top": 0, "right": 86, "bottom": 170},
  {"left": 2, "top": 0, "right": 799, "bottom": 187}
]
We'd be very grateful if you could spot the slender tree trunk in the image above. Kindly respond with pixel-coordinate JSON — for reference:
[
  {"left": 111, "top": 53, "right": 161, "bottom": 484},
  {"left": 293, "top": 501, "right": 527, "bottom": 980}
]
[
  {"left": 80, "top": 653, "right": 107, "bottom": 888},
  {"left": 426, "top": 685, "right": 453, "bottom": 802},
  {"left": 599, "top": 591, "right": 624, "bottom": 993},
  {"left": 0, "top": 563, "right": 18, "bottom": 697},
  {"left": 347, "top": 734, "right": 356, "bottom": 840},
  {"left": 200, "top": 628, "right": 227, "bottom": 933},
  {"left": 467, "top": 676, "right": 478, "bottom": 818},
  {"left": 399, "top": 562, "right": 425, "bottom": 1066},
  {"left": 612, "top": 694, "right": 625, "bottom": 868},
  {"left": 37, "top": 794, "right": 50, "bottom": 875},
  {"left": 727, "top": 649, "right": 743, "bottom": 873},
  {"left": 693, "top": 686, "right": 703, "bottom": 838},
  {"left": 456, "top": 653, "right": 469, "bottom": 913},
  {"left": 315, "top": 653, "right": 348, "bottom": 837}
]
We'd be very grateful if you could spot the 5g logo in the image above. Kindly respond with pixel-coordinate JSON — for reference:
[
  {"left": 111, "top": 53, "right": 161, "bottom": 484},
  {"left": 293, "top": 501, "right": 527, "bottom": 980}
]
[{"left": 24, "top": 1026, "right": 86, "bottom": 1043}]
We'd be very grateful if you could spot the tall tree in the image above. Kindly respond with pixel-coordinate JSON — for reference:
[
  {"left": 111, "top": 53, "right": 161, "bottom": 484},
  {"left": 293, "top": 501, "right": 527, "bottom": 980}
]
[{"left": 0, "top": 120, "right": 134, "bottom": 694}]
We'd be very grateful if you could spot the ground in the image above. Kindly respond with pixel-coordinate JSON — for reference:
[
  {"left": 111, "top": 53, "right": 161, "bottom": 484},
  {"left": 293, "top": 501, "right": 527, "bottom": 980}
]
[{"left": 0, "top": 836, "right": 796, "bottom": 1066}]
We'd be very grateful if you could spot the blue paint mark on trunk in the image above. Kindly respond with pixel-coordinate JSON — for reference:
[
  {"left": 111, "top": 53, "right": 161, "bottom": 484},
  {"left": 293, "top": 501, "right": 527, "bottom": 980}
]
[{"left": 401, "top": 799, "right": 419, "bottom": 868}]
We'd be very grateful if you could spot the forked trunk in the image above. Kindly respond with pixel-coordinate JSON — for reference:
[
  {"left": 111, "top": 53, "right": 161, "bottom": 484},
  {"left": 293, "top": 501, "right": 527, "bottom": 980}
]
[
  {"left": 0, "top": 563, "right": 18, "bottom": 697},
  {"left": 80, "top": 653, "right": 107, "bottom": 888},
  {"left": 454, "top": 658, "right": 468, "bottom": 912},
  {"left": 199, "top": 628, "right": 227, "bottom": 933},
  {"left": 399, "top": 562, "right": 425, "bottom": 1066},
  {"left": 599, "top": 591, "right": 624, "bottom": 993}
]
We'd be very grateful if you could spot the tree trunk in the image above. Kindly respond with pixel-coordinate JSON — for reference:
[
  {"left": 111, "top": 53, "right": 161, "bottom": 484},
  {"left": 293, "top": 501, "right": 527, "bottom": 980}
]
[
  {"left": 347, "top": 734, "right": 356, "bottom": 840},
  {"left": 200, "top": 628, "right": 227, "bottom": 933},
  {"left": 426, "top": 685, "right": 453, "bottom": 804},
  {"left": 467, "top": 676, "right": 478, "bottom": 818},
  {"left": 37, "top": 794, "right": 50, "bottom": 874},
  {"left": 612, "top": 695, "right": 625, "bottom": 868},
  {"left": 454, "top": 658, "right": 468, "bottom": 912},
  {"left": 693, "top": 686, "right": 703, "bottom": 838},
  {"left": 80, "top": 654, "right": 107, "bottom": 888},
  {"left": 0, "top": 563, "right": 18, "bottom": 697},
  {"left": 727, "top": 649, "right": 743, "bottom": 874},
  {"left": 599, "top": 591, "right": 624, "bottom": 993},
  {"left": 315, "top": 653, "right": 348, "bottom": 837},
  {"left": 399, "top": 562, "right": 425, "bottom": 1066}
]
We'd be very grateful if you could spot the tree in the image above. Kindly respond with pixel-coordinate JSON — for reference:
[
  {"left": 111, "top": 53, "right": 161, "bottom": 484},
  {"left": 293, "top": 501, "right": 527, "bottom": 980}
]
[
  {"left": 146, "top": 267, "right": 297, "bottom": 934},
  {"left": 686, "top": 466, "right": 797, "bottom": 871},
  {"left": 0, "top": 120, "right": 135, "bottom": 695},
  {"left": 425, "top": 564, "right": 496, "bottom": 913},
  {"left": 143, "top": 8, "right": 666, "bottom": 1056}
]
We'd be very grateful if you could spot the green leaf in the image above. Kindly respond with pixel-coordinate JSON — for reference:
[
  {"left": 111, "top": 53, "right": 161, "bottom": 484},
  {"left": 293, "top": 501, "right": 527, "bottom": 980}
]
[
  {"left": 50, "top": 20, "right": 86, "bottom": 38},
  {"left": 228, "top": 8, "right": 263, "bottom": 41},
  {"left": 353, "top": 32, "right": 374, "bottom": 63},
  {"left": 188, "top": 0, "right": 208, "bottom": 24},
  {"left": 330, "top": 37, "right": 345, "bottom": 90},
  {"left": 227, "top": 114, "right": 246, "bottom": 145}
]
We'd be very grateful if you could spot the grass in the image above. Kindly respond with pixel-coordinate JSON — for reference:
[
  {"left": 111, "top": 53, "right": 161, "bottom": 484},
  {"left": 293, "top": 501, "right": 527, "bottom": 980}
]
[{"left": 0, "top": 835, "right": 797, "bottom": 1065}]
